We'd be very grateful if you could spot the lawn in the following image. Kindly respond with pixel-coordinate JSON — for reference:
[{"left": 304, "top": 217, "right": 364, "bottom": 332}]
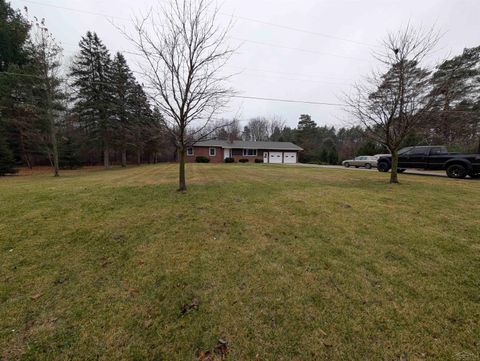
[{"left": 0, "top": 164, "right": 479, "bottom": 360}]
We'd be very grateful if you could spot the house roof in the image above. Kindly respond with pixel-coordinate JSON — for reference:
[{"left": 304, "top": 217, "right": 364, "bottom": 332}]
[{"left": 193, "top": 140, "right": 303, "bottom": 151}]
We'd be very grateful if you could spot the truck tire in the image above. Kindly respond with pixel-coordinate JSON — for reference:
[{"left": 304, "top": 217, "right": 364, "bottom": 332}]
[
  {"left": 470, "top": 173, "right": 480, "bottom": 179},
  {"left": 446, "top": 164, "right": 467, "bottom": 179},
  {"left": 365, "top": 163, "right": 372, "bottom": 169},
  {"left": 377, "top": 161, "right": 390, "bottom": 172},
  {"left": 344, "top": 162, "right": 350, "bottom": 168}
]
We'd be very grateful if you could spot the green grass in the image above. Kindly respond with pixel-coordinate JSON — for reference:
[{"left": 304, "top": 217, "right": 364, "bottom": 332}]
[{"left": 0, "top": 164, "right": 479, "bottom": 360}]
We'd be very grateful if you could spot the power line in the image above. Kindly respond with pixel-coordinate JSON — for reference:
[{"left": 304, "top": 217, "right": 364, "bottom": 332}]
[
  {"left": 222, "top": 12, "right": 378, "bottom": 48},
  {"left": 230, "top": 37, "right": 369, "bottom": 62},
  {"left": 18, "top": 0, "right": 131, "bottom": 21},
  {"left": 18, "top": 0, "right": 373, "bottom": 61},
  {"left": 226, "top": 66, "right": 351, "bottom": 82},
  {"left": 0, "top": 71, "right": 346, "bottom": 107},
  {"left": 5, "top": 71, "right": 475, "bottom": 113},
  {"left": 232, "top": 95, "right": 344, "bottom": 106}
]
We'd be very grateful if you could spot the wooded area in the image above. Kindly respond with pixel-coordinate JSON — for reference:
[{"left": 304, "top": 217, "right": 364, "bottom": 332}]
[{"left": 1, "top": 0, "right": 479, "bottom": 177}]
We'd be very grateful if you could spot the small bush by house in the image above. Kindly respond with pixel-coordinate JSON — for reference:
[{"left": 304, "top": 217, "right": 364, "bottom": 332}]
[
  {"left": 224, "top": 157, "right": 234, "bottom": 163},
  {"left": 196, "top": 156, "right": 210, "bottom": 163}
]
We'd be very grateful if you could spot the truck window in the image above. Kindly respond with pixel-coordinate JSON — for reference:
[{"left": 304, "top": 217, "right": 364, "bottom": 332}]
[
  {"left": 410, "top": 148, "right": 428, "bottom": 156},
  {"left": 430, "top": 147, "right": 448, "bottom": 155}
]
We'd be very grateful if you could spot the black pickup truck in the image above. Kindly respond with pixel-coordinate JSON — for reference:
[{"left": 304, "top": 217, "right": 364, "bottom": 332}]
[{"left": 377, "top": 146, "right": 480, "bottom": 179}]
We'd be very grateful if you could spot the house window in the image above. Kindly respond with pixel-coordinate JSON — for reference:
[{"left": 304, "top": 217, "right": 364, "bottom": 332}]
[
  {"left": 186, "top": 147, "right": 194, "bottom": 156},
  {"left": 242, "top": 149, "right": 257, "bottom": 156},
  {"left": 209, "top": 147, "right": 216, "bottom": 156}
]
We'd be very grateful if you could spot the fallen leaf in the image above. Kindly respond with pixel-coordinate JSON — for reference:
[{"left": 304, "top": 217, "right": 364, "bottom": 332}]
[
  {"left": 340, "top": 203, "right": 352, "bottom": 209},
  {"left": 323, "top": 340, "right": 333, "bottom": 348},
  {"left": 128, "top": 288, "right": 139, "bottom": 296},
  {"left": 181, "top": 298, "right": 200, "bottom": 315},
  {"left": 214, "top": 338, "right": 228, "bottom": 358},
  {"left": 144, "top": 319, "right": 153, "bottom": 328},
  {"left": 196, "top": 350, "right": 213, "bottom": 361},
  {"left": 30, "top": 293, "right": 42, "bottom": 300}
]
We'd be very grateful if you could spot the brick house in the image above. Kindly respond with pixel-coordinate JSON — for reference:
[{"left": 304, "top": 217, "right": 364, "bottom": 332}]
[{"left": 185, "top": 140, "right": 303, "bottom": 164}]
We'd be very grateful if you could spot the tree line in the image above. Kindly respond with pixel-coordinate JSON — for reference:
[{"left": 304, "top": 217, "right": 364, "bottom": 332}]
[
  {"left": 2, "top": 1, "right": 480, "bottom": 188},
  {"left": 0, "top": 1, "right": 172, "bottom": 176}
]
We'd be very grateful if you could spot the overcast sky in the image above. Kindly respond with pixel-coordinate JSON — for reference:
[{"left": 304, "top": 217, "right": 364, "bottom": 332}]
[{"left": 11, "top": 0, "right": 480, "bottom": 128}]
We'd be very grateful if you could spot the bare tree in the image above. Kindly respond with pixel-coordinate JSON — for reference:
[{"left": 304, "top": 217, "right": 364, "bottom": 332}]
[
  {"left": 30, "top": 15, "right": 64, "bottom": 177},
  {"left": 345, "top": 25, "right": 440, "bottom": 183},
  {"left": 247, "top": 117, "right": 270, "bottom": 141},
  {"left": 125, "top": 0, "right": 234, "bottom": 191}
]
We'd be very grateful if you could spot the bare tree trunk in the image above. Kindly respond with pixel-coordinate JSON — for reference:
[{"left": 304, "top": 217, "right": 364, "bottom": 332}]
[
  {"left": 47, "top": 103, "right": 60, "bottom": 176},
  {"left": 51, "top": 131, "right": 59, "bottom": 177},
  {"left": 390, "top": 149, "right": 399, "bottom": 184},
  {"left": 121, "top": 148, "right": 127, "bottom": 167},
  {"left": 178, "top": 145, "right": 186, "bottom": 192},
  {"left": 104, "top": 145, "right": 110, "bottom": 169},
  {"left": 19, "top": 132, "right": 32, "bottom": 169},
  {"left": 136, "top": 148, "right": 141, "bottom": 165}
]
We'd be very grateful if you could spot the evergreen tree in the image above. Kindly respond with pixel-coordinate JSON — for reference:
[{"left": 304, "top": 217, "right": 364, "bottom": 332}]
[
  {"left": 0, "top": 1, "right": 39, "bottom": 167},
  {"left": 111, "top": 52, "right": 135, "bottom": 167},
  {"left": 428, "top": 46, "right": 480, "bottom": 150},
  {"left": 0, "top": 129, "right": 16, "bottom": 175},
  {"left": 130, "top": 82, "right": 155, "bottom": 165},
  {"left": 59, "top": 135, "right": 82, "bottom": 169},
  {"left": 295, "top": 114, "right": 319, "bottom": 162},
  {"left": 0, "top": 0, "right": 31, "bottom": 72},
  {"left": 70, "top": 31, "right": 114, "bottom": 169}
]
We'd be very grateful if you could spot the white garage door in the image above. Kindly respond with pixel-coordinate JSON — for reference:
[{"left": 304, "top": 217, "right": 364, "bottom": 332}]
[
  {"left": 269, "top": 152, "right": 283, "bottom": 163},
  {"left": 283, "top": 152, "right": 297, "bottom": 163}
]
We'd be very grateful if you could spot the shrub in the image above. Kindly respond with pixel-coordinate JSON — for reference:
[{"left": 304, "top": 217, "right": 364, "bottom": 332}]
[
  {"left": 254, "top": 159, "right": 264, "bottom": 163},
  {"left": 239, "top": 159, "right": 249, "bottom": 163},
  {"left": 196, "top": 156, "right": 210, "bottom": 163},
  {"left": 224, "top": 157, "right": 234, "bottom": 163}
]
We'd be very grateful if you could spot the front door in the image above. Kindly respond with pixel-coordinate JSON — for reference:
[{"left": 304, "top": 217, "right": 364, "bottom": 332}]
[
  {"left": 224, "top": 148, "right": 231, "bottom": 160},
  {"left": 402, "top": 147, "right": 428, "bottom": 168},
  {"left": 264, "top": 152, "right": 268, "bottom": 163}
]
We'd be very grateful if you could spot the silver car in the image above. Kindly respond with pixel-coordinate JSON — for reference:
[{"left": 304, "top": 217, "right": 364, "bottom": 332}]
[{"left": 342, "top": 155, "right": 379, "bottom": 169}]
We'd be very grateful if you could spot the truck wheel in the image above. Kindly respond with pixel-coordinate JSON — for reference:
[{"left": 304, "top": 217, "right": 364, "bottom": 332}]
[
  {"left": 446, "top": 164, "right": 467, "bottom": 179},
  {"left": 365, "top": 163, "right": 372, "bottom": 169},
  {"left": 344, "top": 162, "right": 350, "bottom": 168},
  {"left": 470, "top": 173, "right": 480, "bottom": 179},
  {"left": 377, "top": 162, "right": 390, "bottom": 172}
]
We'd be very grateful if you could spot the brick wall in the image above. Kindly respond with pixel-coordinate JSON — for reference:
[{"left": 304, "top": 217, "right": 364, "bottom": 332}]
[{"left": 185, "top": 146, "right": 224, "bottom": 163}]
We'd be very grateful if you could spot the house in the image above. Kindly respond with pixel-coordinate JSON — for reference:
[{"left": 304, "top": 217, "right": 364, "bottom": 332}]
[{"left": 186, "top": 140, "right": 303, "bottom": 164}]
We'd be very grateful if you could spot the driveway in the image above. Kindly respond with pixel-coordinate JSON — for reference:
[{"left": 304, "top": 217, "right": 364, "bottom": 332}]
[{"left": 292, "top": 164, "right": 450, "bottom": 178}]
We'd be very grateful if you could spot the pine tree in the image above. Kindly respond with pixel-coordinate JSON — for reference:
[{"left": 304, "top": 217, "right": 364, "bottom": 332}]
[
  {"left": 429, "top": 46, "right": 480, "bottom": 150},
  {"left": 0, "top": 0, "right": 31, "bottom": 72},
  {"left": 0, "top": 1, "right": 40, "bottom": 168},
  {"left": 0, "top": 130, "right": 16, "bottom": 175},
  {"left": 129, "top": 82, "right": 154, "bottom": 165},
  {"left": 111, "top": 52, "right": 135, "bottom": 167},
  {"left": 70, "top": 31, "right": 114, "bottom": 169}
]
